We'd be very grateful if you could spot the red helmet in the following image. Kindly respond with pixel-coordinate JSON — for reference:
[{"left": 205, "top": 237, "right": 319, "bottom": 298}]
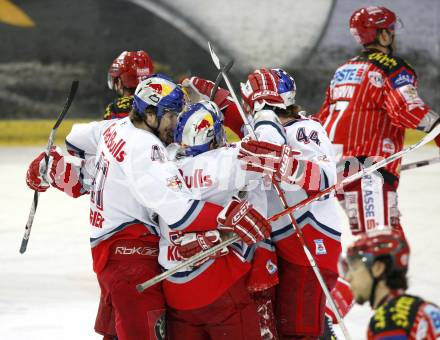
[
  {"left": 349, "top": 7, "right": 397, "bottom": 45},
  {"left": 240, "top": 68, "right": 285, "bottom": 114},
  {"left": 346, "top": 229, "right": 409, "bottom": 272},
  {"left": 107, "top": 50, "right": 154, "bottom": 90}
]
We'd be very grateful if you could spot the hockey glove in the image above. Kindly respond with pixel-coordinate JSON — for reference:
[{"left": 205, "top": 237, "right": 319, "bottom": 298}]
[
  {"left": 26, "top": 150, "right": 51, "bottom": 192},
  {"left": 174, "top": 230, "right": 229, "bottom": 267},
  {"left": 238, "top": 140, "right": 302, "bottom": 183},
  {"left": 181, "top": 76, "right": 232, "bottom": 110},
  {"left": 217, "top": 197, "right": 271, "bottom": 245},
  {"left": 26, "top": 147, "right": 85, "bottom": 197}
]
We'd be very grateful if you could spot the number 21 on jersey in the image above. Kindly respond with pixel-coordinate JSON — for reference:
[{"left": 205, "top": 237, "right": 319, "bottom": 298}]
[{"left": 91, "top": 153, "right": 109, "bottom": 211}]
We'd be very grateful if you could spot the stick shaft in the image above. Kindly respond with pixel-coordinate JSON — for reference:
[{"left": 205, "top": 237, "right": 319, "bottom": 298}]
[{"left": 19, "top": 80, "right": 79, "bottom": 254}]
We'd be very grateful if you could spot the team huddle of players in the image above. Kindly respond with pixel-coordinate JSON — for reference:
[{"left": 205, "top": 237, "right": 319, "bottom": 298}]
[{"left": 25, "top": 6, "right": 440, "bottom": 340}]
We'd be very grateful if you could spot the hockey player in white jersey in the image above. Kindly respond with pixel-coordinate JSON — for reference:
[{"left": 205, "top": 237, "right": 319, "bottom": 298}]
[
  {"left": 25, "top": 74, "right": 270, "bottom": 340},
  {"left": 238, "top": 68, "right": 343, "bottom": 339},
  {"left": 158, "top": 100, "right": 274, "bottom": 339}
]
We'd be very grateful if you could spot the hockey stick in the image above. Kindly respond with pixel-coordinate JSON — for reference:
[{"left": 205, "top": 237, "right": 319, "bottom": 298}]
[
  {"left": 209, "top": 60, "right": 234, "bottom": 101},
  {"left": 401, "top": 156, "right": 440, "bottom": 171},
  {"left": 270, "top": 123, "right": 440, "bottom": 222},
  {"left": 136, "top": 124, "right": 440, "bottom": 293},
  {"left": 207, "top": 42, "right": 352, "bottom": 340},
  {"left": 19, "top": 80, "right": 79, "bottom": 254}
]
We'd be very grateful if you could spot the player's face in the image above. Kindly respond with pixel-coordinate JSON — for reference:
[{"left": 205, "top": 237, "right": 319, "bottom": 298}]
[
  {"left": 158, "top": 111, "right": 178, "bottom": 145},
  {"left": 345, "top": 258, "right": 373, "bottom": 305}
]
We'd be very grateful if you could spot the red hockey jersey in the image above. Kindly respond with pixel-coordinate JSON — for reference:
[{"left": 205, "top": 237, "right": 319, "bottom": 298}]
[{"left": 316, "top": 50, "right": 432, "bottom": 179}]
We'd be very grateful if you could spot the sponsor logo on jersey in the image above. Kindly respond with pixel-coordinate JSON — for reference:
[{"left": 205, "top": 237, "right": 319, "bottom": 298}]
[
  {"left": 424, "top": 304, "right": 440, "bottom": 333},
  {"left": 368, "top": 71, "right": 384, "bottom": 88},
  {"left": 382, "top": 138, "right": 395, "bottom": 154},
  {"left": 314, "top": 239, "right": 327, "bottom": 255},
  {"left": 266, "top": 259, "right": 278, "bottom": 275},
  {"left": 114, "top": 246, "right": 158, "bottom": 256},
  {"left": 345, "top": 192, "right": 361, "bottom": 232},
  {"left": 102, "top": 123, "right": 126, "bottom": 162},
  {"left": 183, "top": 169, "right": 213, "bottom": 188},
  {"left": 331, "top": 85, "right": 356, "bottom": 99},
  {"left": 331, "top": 64, "right": 365, "bottom": 86},
  {"left": 368, "top": 53, "right": 398, "bottom": 68},
  {"left": 398, "top": 85, "right": 425, "bottom": 108},
  {"left": 167, "top": 245, "right": 184, "bottom": 262},
  {"left": 362, "top": 175, "right": 376, "bottom": 231},
  {"left": 390, "top": 69, "right": 414, "bottom": 89},
  {"left": 166, "top": 175, "right": 183, "bottom": 191}
]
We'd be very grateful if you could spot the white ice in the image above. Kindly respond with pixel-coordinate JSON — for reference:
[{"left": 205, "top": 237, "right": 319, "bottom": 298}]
[{"left": 1, "top": 146, "right": 439, "bottom": 340}]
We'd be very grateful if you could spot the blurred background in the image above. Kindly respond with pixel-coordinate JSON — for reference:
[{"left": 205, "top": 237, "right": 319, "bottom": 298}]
[{"left": 0, "top": 0, "right": 439, "bottom": 144}]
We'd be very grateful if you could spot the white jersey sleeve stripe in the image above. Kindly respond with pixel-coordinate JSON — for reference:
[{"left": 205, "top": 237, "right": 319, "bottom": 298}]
[
  {"left": 271, "top": 211, "right": 341, "bottom": 242},
  {"left": 167, "top": 199, "right": 205, "bottom": 230}
]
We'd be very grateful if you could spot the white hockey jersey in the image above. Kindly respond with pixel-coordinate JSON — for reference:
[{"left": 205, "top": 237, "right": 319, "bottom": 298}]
[
  {"left": 253, "top": 112, "right": 342, "bottom": 272},
  {"left": 65, "top": 117, "right": 223, "bottom": 273},
  {"left": 160, "top": 143, "right": 271, "bottom": 309}
]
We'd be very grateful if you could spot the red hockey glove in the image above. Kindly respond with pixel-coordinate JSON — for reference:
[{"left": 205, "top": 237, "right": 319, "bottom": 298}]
[
  {"left": 174, "top": 231, "right": 228, "bottom": 267},
  {"left": 217, "top": 197, "right": 271, "bottom": 245},
  {"left": 325, "top": 277, "right": 354, "bottom": 324},
  {"left": 26, "top": 147, "right": 84, "bottom": 197},
  {"left": 26, "top": 150, "right": 51, "bottom": 192},
  {"left": 238, "top": 140, "right": 302, "bottom": 183},
  {"left": 181, "top": 76, "right": 232, "bottom": 110}
]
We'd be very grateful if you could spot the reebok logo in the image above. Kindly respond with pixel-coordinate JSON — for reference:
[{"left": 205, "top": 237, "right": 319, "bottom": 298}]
[{"left": 115, "top": 246, "right": 158, "bottom": 256}]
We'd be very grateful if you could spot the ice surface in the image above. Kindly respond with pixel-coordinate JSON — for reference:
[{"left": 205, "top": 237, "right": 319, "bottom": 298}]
[{"left": 1, "top": 146, "right": 439, "bottom": 340}]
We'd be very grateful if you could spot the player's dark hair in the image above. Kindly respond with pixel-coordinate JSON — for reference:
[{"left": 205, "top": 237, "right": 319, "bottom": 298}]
[{"left": 376, "top": 256, "right": 408, "bottom": 290}]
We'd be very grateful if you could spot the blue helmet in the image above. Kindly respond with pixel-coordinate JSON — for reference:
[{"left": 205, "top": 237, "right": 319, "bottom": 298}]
[
  {"left": 271, "top": 68, "right": 297, "bottom": 107},
  {"left": 133, "top": 73, "right": 185, "bottom": 119},
  {"left": 174, "top": 101, "right": 225, "bottom": 157}
]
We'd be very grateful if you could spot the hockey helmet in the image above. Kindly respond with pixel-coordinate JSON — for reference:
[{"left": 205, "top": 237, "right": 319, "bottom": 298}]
[
  {"left": 133, "top": 74, "right": 185, "bottom": 119},
  {"left": 340, "top": 229, "right": 410, "bottom": 278},
  {"left": 270, "top": 68, "right": 297, "bottom": 107},
  {"left": 240, "top": 68, "right": 286, "bottom": 115},
  {"left": 349, "top": 7, "right": 397, "bottom": 45},
  {"left": 174, "top": 101, "right": 225, "bottom": 156},
  {"left": 107, "top": 50, "right": 154, "bottom": 90}
]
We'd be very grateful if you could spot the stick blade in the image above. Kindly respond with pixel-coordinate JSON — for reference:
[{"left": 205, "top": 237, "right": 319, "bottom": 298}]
[
  {"left": 19, "top": 238, "right": 28, "bottom": 254},
  {"left": 208, "top": 41, "right": 221, "bottom": 70},
  {"left": 53, "top": 80, "right": 79, "bottom": 129}
]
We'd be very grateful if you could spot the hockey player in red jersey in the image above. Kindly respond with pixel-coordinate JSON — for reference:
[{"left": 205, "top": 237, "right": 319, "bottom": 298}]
[
  {"left": 340, "top": 229, "right": 440, "bottom": 339},
  {"left": 104, "top": 50, "right": 154, "bottom": 120},
  {"left": 238, "top": 68, "right": 342, "bottom": 339},
  {"left": 315, "top": 6, "right": 440, "bottom": 236},
  {"left": 25, "top": 75, "right": 270, "bottom": 340}
]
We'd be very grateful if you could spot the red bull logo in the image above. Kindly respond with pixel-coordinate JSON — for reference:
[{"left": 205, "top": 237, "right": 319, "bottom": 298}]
[
  {"left": 147, "top": 82, "right": 173, "bottom": 96},
  {"left": 195, "top": 113, "right": 214, "bottom": 133}
]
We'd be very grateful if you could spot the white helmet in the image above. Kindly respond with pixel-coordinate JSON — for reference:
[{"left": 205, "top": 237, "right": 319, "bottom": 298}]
[{"left": 174, "top": 101, "right": 225, "bottom": 156}]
